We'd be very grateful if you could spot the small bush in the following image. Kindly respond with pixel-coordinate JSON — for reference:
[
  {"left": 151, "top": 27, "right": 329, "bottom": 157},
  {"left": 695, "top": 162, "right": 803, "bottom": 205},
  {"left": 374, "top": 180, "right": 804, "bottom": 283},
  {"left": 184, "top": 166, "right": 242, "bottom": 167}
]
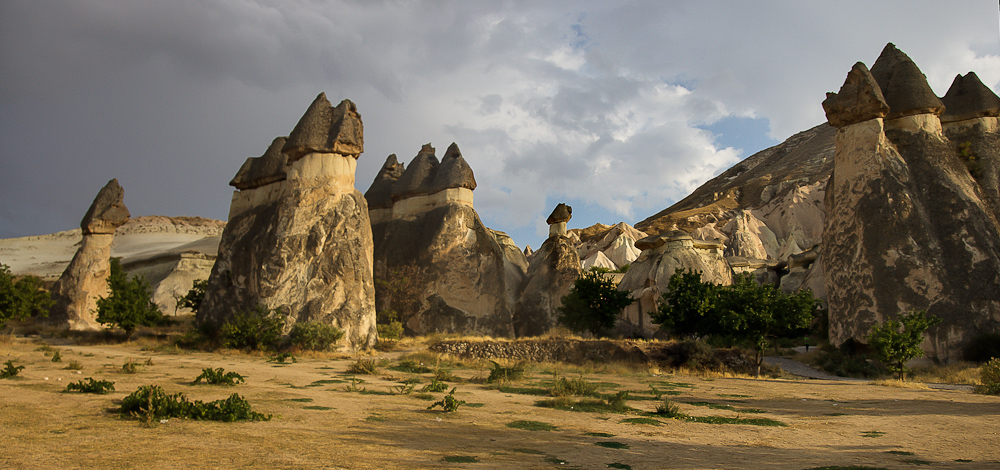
[
  {"left": 346, "top": 358, "right": 380, "bottom": 375},
  {"left": 392, "top": 359, "right": 432, "bottom": 374},
  {"left": 288, "top": 321, "right": 344, "bottom": 351},
  {"left": 221, "top": 305, "right": 285, "bottom": 351},
  {"left": 427, "top": 387, "right": 465, "bottom": 412},
  {"left": 178, "top": 279, "right": 207, "bottom": 313},
  {"left": 50, "top": 350, "right": 62, "bottom": 362},
  {"left": 550, "top": 376, "right": 600, "bottom": 397},
  {"left": 268, "top": 352, "right": 296, "bottom": 363},
  {"left": 122, "top": 359, "right": 143, "bottom": 374},
  {"left": 191, "top": 368, "right": 245, "bottom": 386},
  {"left": 120, "top": 384, "right": 270, "bottom": 422},
  {"left": 65, "top": 360, "right": 83, "bottom": 371},
  {"left": 976, "top": 357, "right": 1000, "bottom": 395},
  {"left": 486, "top": 361, "right": 525, "bottom": 383},
  {"left": 421, "top": 378, "right": 449, "bottom": 393},
  {"left": 1, "top": 360, "right": 24, "bottom": 378},
  {"left": 377, "top": 321, "right": 404, "bottom": 341},
  {"left": 654, "top": 399, "right": 686, "bottom": 418},
  {"left": 65, "top": 378, "right": 115, "bottom": 394},
  {"left": 95, "top": 258, "right": 166, "bottom": 340}
]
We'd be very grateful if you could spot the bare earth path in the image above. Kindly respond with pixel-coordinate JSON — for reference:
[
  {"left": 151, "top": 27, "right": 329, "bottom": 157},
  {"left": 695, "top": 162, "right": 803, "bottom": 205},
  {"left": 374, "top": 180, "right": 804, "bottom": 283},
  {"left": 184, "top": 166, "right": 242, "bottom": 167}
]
[{"left": 2, "top": 336, "right": 998, "bottom": 470}]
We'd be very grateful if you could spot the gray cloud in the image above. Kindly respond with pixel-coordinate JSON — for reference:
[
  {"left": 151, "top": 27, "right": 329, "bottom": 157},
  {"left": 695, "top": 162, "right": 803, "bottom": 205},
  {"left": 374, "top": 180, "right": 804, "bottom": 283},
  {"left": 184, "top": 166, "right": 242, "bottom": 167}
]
[{"left": 1, "top": 0, "right": 998, "bottom": 251}]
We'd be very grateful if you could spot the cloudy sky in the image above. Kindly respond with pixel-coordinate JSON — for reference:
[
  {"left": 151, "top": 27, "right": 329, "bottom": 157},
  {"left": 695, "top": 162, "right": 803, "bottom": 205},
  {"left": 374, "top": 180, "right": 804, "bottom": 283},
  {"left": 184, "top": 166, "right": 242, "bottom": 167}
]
[{"left": 2, "top": 1, "right": 999, "bottom": 249}]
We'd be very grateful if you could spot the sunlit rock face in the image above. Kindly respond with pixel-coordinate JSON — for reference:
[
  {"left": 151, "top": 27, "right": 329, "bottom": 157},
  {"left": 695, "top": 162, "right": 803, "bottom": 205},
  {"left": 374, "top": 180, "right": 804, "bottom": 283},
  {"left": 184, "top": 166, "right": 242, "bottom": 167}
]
[
  {"left": 822, "top": 45, "right": 1000, "bottom": 361},
  {"left": 51, "top": 178, "right": 130, "bottom": 330},
  {"left": 201, "top": 94, "right": 377, "bottom": 350},
  {"left": 365, "top": 143, "right": 525, "bottom": 337}
]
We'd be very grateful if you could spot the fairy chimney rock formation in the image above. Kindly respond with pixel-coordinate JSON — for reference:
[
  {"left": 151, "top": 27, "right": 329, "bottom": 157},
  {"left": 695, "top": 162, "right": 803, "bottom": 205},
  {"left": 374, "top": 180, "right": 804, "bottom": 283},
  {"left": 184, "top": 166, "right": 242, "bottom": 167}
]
[
  {"left": 52, "top": 179, "right": 131, "bottom": 330},
  {"left": 822, "top": 62, "right": 889, "bottom": 128},
  {"left": 200, "top": 93, "right": 377, "bottom": 350},
  {"left": 822, "top": 45, "right": 1000, "bottom": 361},
  {"left": 546, "top": 203, "right": 573, "bottom": 237},
  {"left": 366, "top": 143, "right": 524, "bottom": 337},
  {"left": 940, "top": 72, "right": 1000, "bottom": 123},
  {"left": 940, "top": 72, "right": 1000, "bottom": 220}
]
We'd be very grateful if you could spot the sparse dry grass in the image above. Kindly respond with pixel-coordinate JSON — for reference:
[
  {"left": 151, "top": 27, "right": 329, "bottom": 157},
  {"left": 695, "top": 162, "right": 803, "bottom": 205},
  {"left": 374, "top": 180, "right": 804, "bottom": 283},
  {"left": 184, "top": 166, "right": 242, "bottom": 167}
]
[
  {"left": 868, "top": 379, "right": 930, "bottom": 389},
  {"left": 910, "top": 362, "right": 981, "bottom": 386}
]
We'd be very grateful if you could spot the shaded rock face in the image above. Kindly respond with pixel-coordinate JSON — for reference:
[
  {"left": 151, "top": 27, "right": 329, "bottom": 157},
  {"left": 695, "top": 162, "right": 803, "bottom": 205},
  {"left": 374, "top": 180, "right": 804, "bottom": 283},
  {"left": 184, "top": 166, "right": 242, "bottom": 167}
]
[
  {"left": 52, "top": 179, "right": 131, "bottom": 330},
  {"left": 200, "top": 94, "right": 377, "bottom": 350},
  {"left": 230, "top": 137, "right": 289, "bottom": 190},
  {"left": 512, "top": 234, "right": 581, "bottom": 337},
  {"left": 617, "top": 231, "right": 732, "bottom": 337},
  {"left": 823, "top": 46, "right": 1000, "bottom": 361},
  {"left": 366, "top": 143, "right": 524, "bottom": 337}
]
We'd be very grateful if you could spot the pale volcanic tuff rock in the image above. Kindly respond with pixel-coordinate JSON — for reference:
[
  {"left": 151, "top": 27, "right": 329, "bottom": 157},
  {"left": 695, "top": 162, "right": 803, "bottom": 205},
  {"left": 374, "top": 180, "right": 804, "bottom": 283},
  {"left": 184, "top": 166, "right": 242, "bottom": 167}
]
[
  {"left": 822, "top": 46, "right": 1000, "bottom": 361},
  {"left": 229, "top": 137, "right": 289, "bottom": 190},
  {"left": 366, "top": 143, "right": 525, "bottom": 337},
  {"left": 941, "top": 73, "right": 1000, "bottom": 221},
  {"left": 822, "top": 62, "right": 890, "bottom": 128},
  {"left": 572, "top": 222, "right": 647, "bottom": 270},
  {"left": 200, "top": 94, "right": 377, "bottom": 350},
  {"left": 512, "top": 231, "right": 581, "bottom": 337},
  {"left": 51, "top": 179, "right": 131, "bottom": 330}
]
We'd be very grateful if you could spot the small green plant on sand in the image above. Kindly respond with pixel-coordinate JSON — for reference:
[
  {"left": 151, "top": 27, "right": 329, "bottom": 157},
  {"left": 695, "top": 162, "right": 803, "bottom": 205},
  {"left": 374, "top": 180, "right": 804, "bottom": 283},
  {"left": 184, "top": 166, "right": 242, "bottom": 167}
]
[
  {"left": 421, "top": 378, "right": 449, "bottom": 393},
  {"left": 427, "top": 387, "right": 465, "bottom": 412},
  {"left": 549, "top": 376, "right": 600, "bottom": 397},
  {"left": 64, "top": 378, "right": 115, "bottom": 394},
  {"left": 654, "top": 399, "right": 686, "bottom": 418},
  {"left": 50, "top": 350, "right": 62, "bottom": 362},
  {"left": 65, "top": 360, "right": 83, "bottom": 371},
  {"left": 346, "top": 358, "right": 380, "bottom": 375},
  {"left": 1, "top": 360, "right": 25, "bottom": 378},
  {"left": 268, "top": 352, "right": 296, "bottom": 364},
  {"left": 120, "top": 384, "right": 270, "bottom": 422},
  {"left": 122, "top": 359, "right": 143, "bottom": 374},
  {"left": 975, "top": 357, "right": 1000, "bottom": 395},
  {"left": 191, "top": 368, "right": 245, "bottom": 386},
  {"left": 506, "top": 420, "right": 558, "bottom": 431},
  {"left": 486, "top": 361, "right": 524, "bottom": 383}
]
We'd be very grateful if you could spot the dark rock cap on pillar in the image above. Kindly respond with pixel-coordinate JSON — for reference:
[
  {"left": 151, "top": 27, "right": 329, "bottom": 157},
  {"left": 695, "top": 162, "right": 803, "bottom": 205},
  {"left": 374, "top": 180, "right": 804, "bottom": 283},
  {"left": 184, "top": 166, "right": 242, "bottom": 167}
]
[
  {"left": 364, "top": 154, "right": 406, "bottom": 210},
  {"left": 940, "top": 72, "right": 1000, "bottom": 123},
  {"left": 229, "top": 136, "right": 289, "bottom": 190},
  {"left": 282, "top": 93, "right": 364, "bottom": 161},
  {"left": 431, "top": 142, "right": 477, "bottom": 192},
  {"left": 869, "top": 43, "right": 944, "bottom": 119},
  {"left": 80, "top": 178, "right": 130, "bottom": 234},
  {"left": 546, "top": 203, "right": 572, "bottom": 225},
  {"left": 391, "top": 144, "right": 440, "bottom": 201},
  {"left": 822, "top": 62, "right": 890, "bottom": 128}
]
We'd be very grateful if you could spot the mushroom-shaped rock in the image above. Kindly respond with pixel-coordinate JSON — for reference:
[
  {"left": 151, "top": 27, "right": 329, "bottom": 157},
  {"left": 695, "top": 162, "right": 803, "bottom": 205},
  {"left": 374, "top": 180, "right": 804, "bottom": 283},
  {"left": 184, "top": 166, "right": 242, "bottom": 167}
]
[
  {"left": 81, "top": 178, "right": 130, "bottom": 234},
  {"left": 431, "top": 143, "right": 477, "bottom": 192},
  {"left": 391, "top": 144, "right": 440, "bottom": 201},
  {"left": 230, "top": 137, "right": 289, "bottom": 190},
  {"left": 546, "top": 203, "right": 573, "bottom": 225},
  {"left": 822, "top": 62, "right": 890, "bottom": 128},
  {"left": 365, "top": 154, "right": 406, "bottom": 210},
  {"left": 940, "top": 72, "right": 1000, "bottom": 123},
  {"left": 282, "top": 93, "right": 364, "bottom": 160},
  {"left": 869, "top": 44, "right": 944, "bottom": 119}
]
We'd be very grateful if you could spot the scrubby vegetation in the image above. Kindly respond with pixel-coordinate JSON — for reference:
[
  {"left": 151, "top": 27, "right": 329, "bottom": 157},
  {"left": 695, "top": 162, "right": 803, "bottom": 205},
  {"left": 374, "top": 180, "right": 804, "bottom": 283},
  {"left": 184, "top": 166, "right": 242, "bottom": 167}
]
[
  {"left": 120, "top": 385, "right": 270, "bottom": 422},
  {"left": 868, "top": 310, "right": 941, "bottom": 381},
  {"left": 65, "top": 378, "right": 115, "bottom": 394},
  {"left": 427, "top": 388, "right": 465, "bottom": 412},
  {"left": 0, "top": 263, "right": 52, "bottom": 327},
  {"left": 558, "top": 270, "right": 635, "bottom": 337},
  {"left": 191, "top": 368, "right": 245, "bottom": 386},
  {"left": 220, "top": 305, "right": 285, "bottom": 351},
  {"left": 976, "top": 358, "right": 1000, "bottom": 395},
  {"left": 96, "top": 259, "right": 167, "bottom": 340},
  {"left": 1, "top": 360, "right": 25, "bottom": 378},
  {"left": 288, "top": 321, "right": 344, "bottom": 351}
]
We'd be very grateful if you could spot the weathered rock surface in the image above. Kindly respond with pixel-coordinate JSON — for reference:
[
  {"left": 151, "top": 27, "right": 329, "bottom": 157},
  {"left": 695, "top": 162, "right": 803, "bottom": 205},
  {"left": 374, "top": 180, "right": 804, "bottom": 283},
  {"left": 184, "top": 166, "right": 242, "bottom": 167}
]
[
  {"left": 512, "top": 232, "right": 581, "bottom": 337},
  {"left": 200, "top": 94, "right": 377, "bottom": 350},
  {"left": 616, "top": 230, "right": 731, "bottom": 337},
  {"left": 822, "top": 62, "right": 890, "bottom": 128},
  {"left": 51, "top": 179, "right": 130, "bottom": 330},
  {"left": 572, "top": 222, "right": 647, "bottom": 270},
  {"left": 367, "top": 143, "right": 524, "bottom": 337},
  {"left": 546, "top": 203, "right": 573, "bottom": 238},
  {"left": 940, "top": 72, "right": 1000, "bottom": 123},
  {"left": 869, "top": 43, "right": 945, "bottom": 119},
  {"left": 230, "top": 137, "right": 289, "bottom": 190},
  {"left": 823, "top": 47, "right": 1000, "bottom": 361}
]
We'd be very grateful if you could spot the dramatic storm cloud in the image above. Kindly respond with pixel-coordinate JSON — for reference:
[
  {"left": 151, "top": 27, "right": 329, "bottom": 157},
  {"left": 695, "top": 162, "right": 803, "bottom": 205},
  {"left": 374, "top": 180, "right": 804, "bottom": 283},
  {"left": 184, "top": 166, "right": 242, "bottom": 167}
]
[{"left": 1, "top": 1, "right": 998, "bottom": 249}]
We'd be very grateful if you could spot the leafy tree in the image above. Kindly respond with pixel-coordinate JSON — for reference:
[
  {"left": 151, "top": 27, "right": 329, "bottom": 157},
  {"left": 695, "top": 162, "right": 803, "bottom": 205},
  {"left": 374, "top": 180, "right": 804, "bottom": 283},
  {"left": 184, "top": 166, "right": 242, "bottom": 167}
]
[
  {"left": 557, "top": 270, "right": 634, "bottom": 337},
  {"left": 373, "top": 265, "right": 423, "bottom": 340},
  {"left": 178, "top": 279, "right": 207, "bottom": 313},
  {"left": 654, "top": 270, "right": 818, "bottom": 376},
  {"left": 0, "top": 263, "right": 53, "bottom": 326},
  {"left": 867, "top": 310, "right": 941, "bottom": 380},
  {"left": 95, "top": 258, "right": 165, "bottom": 340}
]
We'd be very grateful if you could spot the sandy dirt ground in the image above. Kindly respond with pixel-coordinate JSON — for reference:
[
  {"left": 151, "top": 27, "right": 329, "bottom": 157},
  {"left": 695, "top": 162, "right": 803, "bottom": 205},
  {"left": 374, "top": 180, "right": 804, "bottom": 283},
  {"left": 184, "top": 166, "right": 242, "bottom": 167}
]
[{"left": 1, "top": 335, "right": 998, "bottom": 470}]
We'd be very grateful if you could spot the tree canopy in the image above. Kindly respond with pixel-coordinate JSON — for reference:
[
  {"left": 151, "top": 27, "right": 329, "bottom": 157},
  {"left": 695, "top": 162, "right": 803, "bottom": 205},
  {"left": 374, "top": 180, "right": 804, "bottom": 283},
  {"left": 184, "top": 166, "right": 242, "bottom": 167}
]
[
  {"left": 868, "top": 310, "right": 941, "bottom": 380},
  {"left": 95, "top": 258, "right": 165, "bottom": 340},
  {"left": 558, "top": 270, "right": 634, "bottom": 337},
  {"left": 653, "top": 269, "right": 819, "bottom": 376},
  {"left": 0, "top": 263, "right": 53, "bottom": 327}
]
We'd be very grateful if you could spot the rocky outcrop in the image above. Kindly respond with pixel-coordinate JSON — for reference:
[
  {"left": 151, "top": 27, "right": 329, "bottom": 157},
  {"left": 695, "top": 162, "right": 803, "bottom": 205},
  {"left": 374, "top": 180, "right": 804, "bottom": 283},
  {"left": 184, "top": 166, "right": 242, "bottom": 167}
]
[
  {"left": 616, "top": 230, "right": 732, "bottom": 337},
  {"left": 940, "top": 72, "right": 1000, "bottom": 222},
  {"left": 513, "top": 204, "right": 581, "bottom": 337},
  {"left": 51, "top": 179, "right": 131, "bottom": 330},
  {"left": 200, "top": 94, "right": 377, "bottom": 350},
  {"left": 573, "top": 222, "right": 647, "bottom": 270},
  {"left": 822, "top": 46, "right": 1000, "bottom": 361},
  {"left": 367, "top": 143, "right": 524, "bottom": 337}
]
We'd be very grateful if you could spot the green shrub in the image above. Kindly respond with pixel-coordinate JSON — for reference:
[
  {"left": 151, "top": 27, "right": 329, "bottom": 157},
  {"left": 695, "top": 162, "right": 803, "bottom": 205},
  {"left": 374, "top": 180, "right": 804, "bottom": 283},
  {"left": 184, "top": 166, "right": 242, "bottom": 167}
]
[
  {"left": 65, "top": 360, "right": 83, "bottom": 371},
  {"left": 191, "top": 368, "right": 245, "bottom": 386},
  {"left": 50, "top": 350, "right": 62, "bottom": 362},
  {"left": 178, "top": 279, "right": 207, "bottom": 313},
  {"left": 288, "top": 321, "right": 344, "bottom": 351},
  {"left": 549, "top": 377, "right": 600, "bottom": 397},
  {"left": 486, "top": 361, "right": 525, "bottom": 383},
  {"left": 1, "top": 360, "right": 24, "bottom": 378},
  {"left": 506, "top": 420, "right": 558, "bottom": 431},
  {"left": 346, "top": 358, "right": 380, "bottom": 375},
  {"left": 976, "top": 357, "right": 1000, "bottom": 395},
  {"left": 122, "top": 359, "right": 143, "bottom": 374},
  {"left": 221, "top": 305, "right": 285, "bottom": 351},
  {"left": 95, "top": 258, "right": 166, "bottom": 340},
  {"left": 868, "top": 310, "right": 941, "bottom": 380},
  {"left": 421, "top": 378, "right": 449, "bottom": 393},
  {"left": 0, "top": 263, "right": 53, "bottom": 326},
  {"left": 654, "top": 399, "right": 686, "bottom": 418},
  {"left": 120, "top": 385, "right": 270, "bottom": 422},
  {"left": 65, "top": 378, "right": 115, "bottom": 394},
  {"left": 268, "top": 352, "right": 296, "bottom": 363},
  {"left": 427, "top": 387, "right": 465, "bottom": 412},
  {"left": 377, "top": 321, "right": 404, "bottom": 341},
  {"left": 392, "top": 358, "right": 432, "bottom": 374},
  {"left": 558, "top": 271, "right": 634, "bottom": 337}
]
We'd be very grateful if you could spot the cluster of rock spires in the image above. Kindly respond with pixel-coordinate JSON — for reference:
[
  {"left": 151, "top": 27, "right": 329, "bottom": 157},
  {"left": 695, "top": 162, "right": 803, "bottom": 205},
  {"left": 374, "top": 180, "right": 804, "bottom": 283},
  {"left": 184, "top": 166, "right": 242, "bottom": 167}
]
[
  {"left": 820, "top": 44, "right": 1000, "bottom": 360},
  {"left": 200, "top": 93, "right": 377, "bottom": 349}
]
